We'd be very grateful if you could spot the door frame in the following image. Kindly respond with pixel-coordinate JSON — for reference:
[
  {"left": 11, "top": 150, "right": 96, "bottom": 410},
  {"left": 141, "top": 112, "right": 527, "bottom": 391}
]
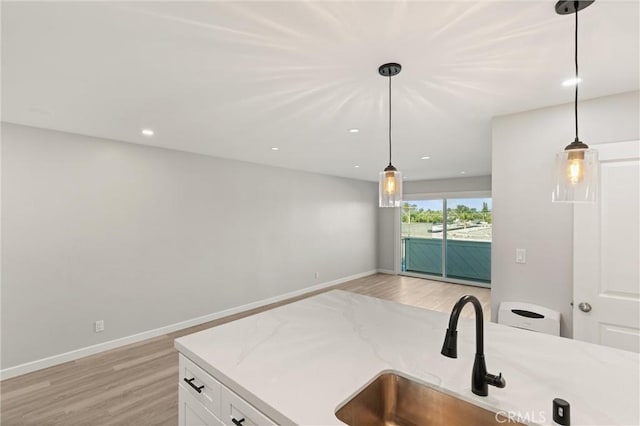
[{"left": 398, "top": 190, "right": 492, "bottom": 288}]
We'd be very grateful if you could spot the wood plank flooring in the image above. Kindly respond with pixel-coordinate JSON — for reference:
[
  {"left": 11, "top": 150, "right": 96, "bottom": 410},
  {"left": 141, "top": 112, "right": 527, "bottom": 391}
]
[{"left": 0, "top": 274, "right": 490, "bottom": 425}]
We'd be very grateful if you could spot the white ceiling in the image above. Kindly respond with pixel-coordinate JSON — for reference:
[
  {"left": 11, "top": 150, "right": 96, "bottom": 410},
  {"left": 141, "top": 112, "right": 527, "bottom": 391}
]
[{"left": 2, "top": 1, "right": 638, "bottom": 182}]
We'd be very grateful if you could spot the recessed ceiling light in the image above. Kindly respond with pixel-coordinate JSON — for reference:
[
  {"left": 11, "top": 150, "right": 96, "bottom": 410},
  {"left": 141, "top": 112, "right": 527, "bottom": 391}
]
[
  {"left": 141, "top": 128, "right": 154, "bottom": 136},
  {"left": 460, "top": 171, "right": 466, "bottom": 175},
  {"left": 354, "top": 165, "right": 360, "bottom": 168},
  {"left": 562, "top": 77, "right": 582, "bottom": 87},
  {"left": 271, "top": 147, "right": 279, "bottom": 151},
  {"left": 348, "top": 128, "right": 360, "bottom": 133},
  {"left": 421, "top": 156, "right": 431, "bottom": 160}
]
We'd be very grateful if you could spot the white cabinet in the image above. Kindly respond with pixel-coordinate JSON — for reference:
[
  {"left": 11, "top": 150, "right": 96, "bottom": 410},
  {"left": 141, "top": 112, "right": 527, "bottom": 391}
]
[
  {"left": 179, "top": 385, "right": 223, "bottom": 426},
  {"left": 179, "top": 354, "right": 222, "bottom": 416},
  {"left": 178, "top": 354, "right": 276, "bottom": 426},
  {"left": 219, "top": 382, "right": 276, "bottom": 426}
]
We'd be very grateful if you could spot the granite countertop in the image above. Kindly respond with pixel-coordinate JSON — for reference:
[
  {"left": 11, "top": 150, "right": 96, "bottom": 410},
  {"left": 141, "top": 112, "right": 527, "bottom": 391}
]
[{"left": 174, "top": 290, "right": 640, "bottom": 425}]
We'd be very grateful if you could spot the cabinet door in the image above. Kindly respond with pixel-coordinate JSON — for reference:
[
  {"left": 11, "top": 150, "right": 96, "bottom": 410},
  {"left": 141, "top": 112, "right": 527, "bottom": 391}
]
[
  {"left": 220, "top": 387, "right": 276, "bottom": 426},
  {"left": 179, "top": 355, "right": 222, "bottom": 416},
  {"left": 179, "top": 385, "right": 223, "bottom": 426}
]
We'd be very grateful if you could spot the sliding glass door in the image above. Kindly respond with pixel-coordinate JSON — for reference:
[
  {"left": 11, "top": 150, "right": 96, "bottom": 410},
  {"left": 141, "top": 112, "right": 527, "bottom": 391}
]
[
  {"left": 402, "top": 199, "right": 443, "bottom": 276},
  {"left": 401, "top": 196, "right": 492, "bottom": 287}
]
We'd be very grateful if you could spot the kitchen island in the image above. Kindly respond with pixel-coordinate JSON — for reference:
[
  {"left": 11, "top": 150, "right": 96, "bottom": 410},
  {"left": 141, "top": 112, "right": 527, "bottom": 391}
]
[{"left": 175, "top": 290, "right": 639, "bottom": 425}]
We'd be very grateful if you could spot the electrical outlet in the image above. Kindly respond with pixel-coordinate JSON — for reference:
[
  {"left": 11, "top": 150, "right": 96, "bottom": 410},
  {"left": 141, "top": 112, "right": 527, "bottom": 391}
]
[
  {"left": 95, "top": 320, "right": 105, "bottom": 333},
  {"left": 315, "top": 272, "right": 320, "bottom": 279},
  {"left": 515, "top": 248, "right": 526, "bottom": 264}
]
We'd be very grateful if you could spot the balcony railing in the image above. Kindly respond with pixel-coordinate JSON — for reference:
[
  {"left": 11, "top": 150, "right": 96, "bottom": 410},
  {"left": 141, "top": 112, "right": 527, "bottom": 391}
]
[{"left": 402, "top": 237, "right": 491, "bottom": 284}]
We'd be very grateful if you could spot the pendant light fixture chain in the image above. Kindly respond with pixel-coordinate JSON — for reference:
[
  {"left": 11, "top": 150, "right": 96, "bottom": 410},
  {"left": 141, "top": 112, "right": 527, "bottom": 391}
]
[
  {"left": 388, "top": 74, "right": 392, "bottom": 166},
  {"left": 378, "top": 62, "right": 401, "bottom": 172},
  {"left": 551, "top": 0, "right": 598, "bottom": 204},
  {"left": 555, "top": 0, "right": 592, "bottom": 151},
  {"left": 574, "top": 1, "right": 579, "bottom": 141},
  {"left": 377, "top": 62, "right": 402, "bottom": 207}
]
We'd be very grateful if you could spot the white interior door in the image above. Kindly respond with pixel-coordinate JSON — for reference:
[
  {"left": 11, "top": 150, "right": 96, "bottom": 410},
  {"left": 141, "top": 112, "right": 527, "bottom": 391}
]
[{"left": 573, "top": 140, "right": 640, "bottom": 352}]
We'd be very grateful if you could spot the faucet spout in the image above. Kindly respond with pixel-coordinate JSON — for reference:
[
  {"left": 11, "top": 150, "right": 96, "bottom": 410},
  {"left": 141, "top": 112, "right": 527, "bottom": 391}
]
[{"left": 441, "top": 295, "right": 506, "bottom": 397}]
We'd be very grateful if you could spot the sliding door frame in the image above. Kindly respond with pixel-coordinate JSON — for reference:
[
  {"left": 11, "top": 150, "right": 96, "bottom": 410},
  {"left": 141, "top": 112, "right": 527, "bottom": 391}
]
[{"left": 399, "top": 190, "right": 492, "bottom": 288}]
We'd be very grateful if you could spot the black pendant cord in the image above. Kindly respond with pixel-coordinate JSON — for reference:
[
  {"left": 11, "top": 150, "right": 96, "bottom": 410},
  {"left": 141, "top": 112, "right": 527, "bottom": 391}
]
[
  {"left": 388, "top": 74, "right": 392, "bottom": 166},
  {"left": 378, "top": 62, "right": 401, "bottom": 170},
  {"left": 556, "top": 0, "right": 591, "bottom": 152},
  {"left": 574, "top": 1, "right": 579, "bottom": 141}
]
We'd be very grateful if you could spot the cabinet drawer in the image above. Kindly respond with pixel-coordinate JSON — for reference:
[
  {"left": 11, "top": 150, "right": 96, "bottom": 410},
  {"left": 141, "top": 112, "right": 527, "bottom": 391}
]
[
  {"left": 179, "top": 384, "right": 223, "bottom": 426},
  {"left": 220, "top": 387, "right": 276, "bottom": 426},
  {"left": 179, "top": 354, "right": 222, "bottom": 417}
]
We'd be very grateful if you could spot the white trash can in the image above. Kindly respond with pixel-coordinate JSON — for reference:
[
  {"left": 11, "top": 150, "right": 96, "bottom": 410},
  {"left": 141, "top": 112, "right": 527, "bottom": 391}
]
[{"left": 498, "top": 302, "right": 560, "bottom": 336}]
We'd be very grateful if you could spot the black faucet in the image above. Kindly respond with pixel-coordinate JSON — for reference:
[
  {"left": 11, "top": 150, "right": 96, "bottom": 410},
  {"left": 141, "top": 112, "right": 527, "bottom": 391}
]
[{"left": 441, "top": 295, "right": 506, "bottom": 396}]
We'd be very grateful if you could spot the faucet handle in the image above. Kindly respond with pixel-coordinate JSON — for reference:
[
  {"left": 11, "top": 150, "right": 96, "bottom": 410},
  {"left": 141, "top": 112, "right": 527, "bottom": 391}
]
[{"left": 486, "top": 372, "right": 506, "bottom": 388}]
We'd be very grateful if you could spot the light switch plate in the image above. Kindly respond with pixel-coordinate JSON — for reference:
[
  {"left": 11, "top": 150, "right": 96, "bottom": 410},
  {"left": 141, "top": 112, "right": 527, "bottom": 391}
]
[{"left": 516, "top": 248, "right": 526, "bottom": 264}]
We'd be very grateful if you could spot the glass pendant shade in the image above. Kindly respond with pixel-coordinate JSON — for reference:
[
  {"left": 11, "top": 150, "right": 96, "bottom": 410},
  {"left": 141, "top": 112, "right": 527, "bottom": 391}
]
[
  {"left": 379, "top": 166, "right": 402, "bottom": 207},
  {"left": 552, "top": 147, "right": 598, "bottom": 203}
]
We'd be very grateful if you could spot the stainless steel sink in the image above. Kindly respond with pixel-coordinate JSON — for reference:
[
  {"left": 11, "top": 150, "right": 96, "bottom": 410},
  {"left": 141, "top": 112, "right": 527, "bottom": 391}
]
[{"left": 335, "top": 372, "right": 523, "bottom": 426}]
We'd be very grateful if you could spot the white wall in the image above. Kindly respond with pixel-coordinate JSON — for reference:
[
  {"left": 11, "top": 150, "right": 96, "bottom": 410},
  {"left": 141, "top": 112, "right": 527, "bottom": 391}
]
[
  {"left": 376, "top": 207, "right": 397, "bottom": 273},
  {"left": 403, "top": 176, "right": 492, "bottom": 196},
  {"left": 491, "top": 91, "right": 640, "bottom": 337},
  {"left": 1, "top": 123, "right": 378, "bottom": 370},
  {"left": 376, "top": 176, "right": 492, "bottom": 272}
]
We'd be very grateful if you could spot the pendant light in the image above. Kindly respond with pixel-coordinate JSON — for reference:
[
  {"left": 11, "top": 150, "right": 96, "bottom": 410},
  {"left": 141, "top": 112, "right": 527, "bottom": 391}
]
[
  {"left": 552, "top": 0, "right": 598, "bottom": 203},
  {"left": 378, "top": 62, "right": 402, "bottom": 208}
]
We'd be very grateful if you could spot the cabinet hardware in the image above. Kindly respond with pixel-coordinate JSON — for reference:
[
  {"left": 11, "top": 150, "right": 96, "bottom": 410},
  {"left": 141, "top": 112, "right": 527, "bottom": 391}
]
[
  {"left": 183, "top": 377, "right": 204, "bottom": 393},
  {"left": 232, "top": 417, "right": 246, "bottom": 426}
]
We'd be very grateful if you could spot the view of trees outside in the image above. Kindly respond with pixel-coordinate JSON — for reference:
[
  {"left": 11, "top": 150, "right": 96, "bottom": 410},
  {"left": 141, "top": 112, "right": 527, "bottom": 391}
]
[{"left": 401, "top": 198, "right": 492, "bottom": 242}]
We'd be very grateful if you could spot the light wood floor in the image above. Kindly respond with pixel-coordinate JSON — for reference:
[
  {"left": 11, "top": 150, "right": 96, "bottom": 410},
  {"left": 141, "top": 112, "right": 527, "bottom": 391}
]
[{"left": 0, "top": 274, "right": 490, "bottom": 425}]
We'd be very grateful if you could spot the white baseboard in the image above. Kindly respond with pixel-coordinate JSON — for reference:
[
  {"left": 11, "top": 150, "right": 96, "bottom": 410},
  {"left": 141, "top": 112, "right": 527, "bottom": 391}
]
[{"left": 0, "top": 270, "right": 377, "bottom": 380}]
